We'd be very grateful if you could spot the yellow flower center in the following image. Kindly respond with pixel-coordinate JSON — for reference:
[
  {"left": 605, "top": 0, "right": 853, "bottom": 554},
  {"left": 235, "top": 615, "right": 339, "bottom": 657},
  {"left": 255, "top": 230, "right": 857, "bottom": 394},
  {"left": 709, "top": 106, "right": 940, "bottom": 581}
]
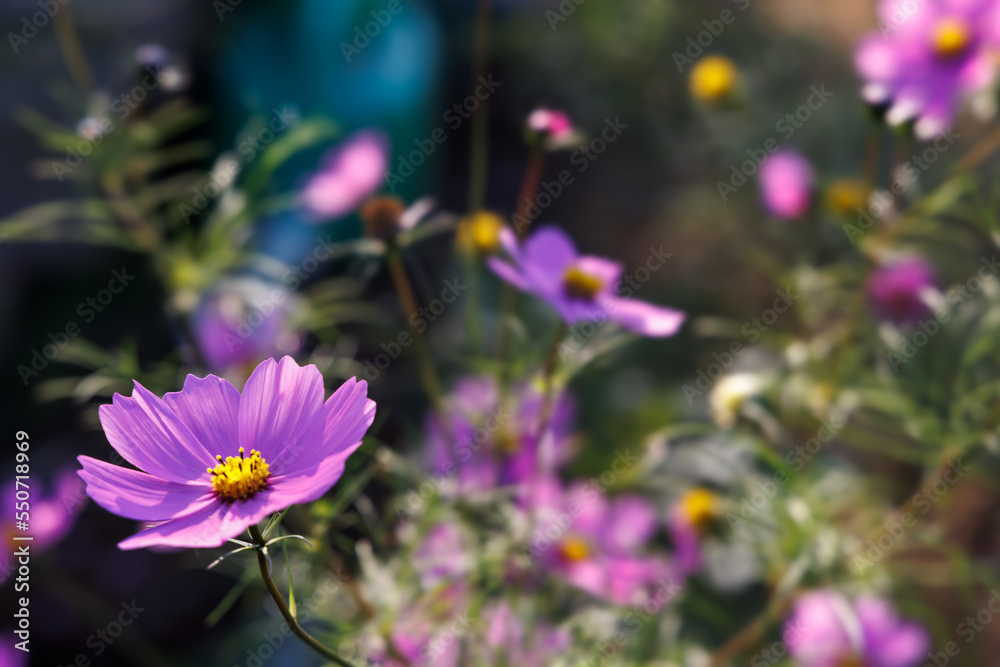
[
  {"left": 563, "top": 267, "right": 604, "bottom": 301},
  {"left": 208, "top": 447, "right": 270, "bottom": 502},
  {"left": 836, "top": 655, "right": 866, "bottom": 667},
  {"left": 680, "top": 488, "right": 717, "bottom": 529},
  {"left": 559, "top": 537, "right": 590, "bottom": 562},
  {"left": 459, "top": 211, "right": 505, "bottom": 254},
  {"left": 932, "top": 18, "right": 971, "bottom": 59},
  {"left": 825, "top": 179, "right": 869, "bottom": 216},
  {"left": 494, "top": 428, "right": 521, "bottom": 455},
  {"left": 690, "top": 55, "right": 739, "bottom": 102}
]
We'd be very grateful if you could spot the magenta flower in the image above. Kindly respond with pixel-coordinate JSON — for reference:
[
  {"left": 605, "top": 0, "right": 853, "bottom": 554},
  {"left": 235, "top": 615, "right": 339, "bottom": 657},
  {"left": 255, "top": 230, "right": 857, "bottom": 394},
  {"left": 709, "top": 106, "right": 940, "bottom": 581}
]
[
  {"left": 855, "top": 0, "right": 1000, "bottom": 139},
  {"left": 194, "top": 281, "right": 302, "bottom": 372},
  {"left": 424, "top": 376, "right": 574, "bottom": 498},
  {"left": 411, "top": 523, "right": 470, "bottom": 589},
  {"left": 527, "top": 108, "right": 578, "bottom": 149},
  {"left": 759, "top": 150, "right": 814, "bottom": 219},
  {"left": 77, "top": 356, "right": 375, "bottom": 550},
  {"left": 4, "top": 469, "right": 85, "bottom": 555},
  {"left": 0, "top": 642, "right": 26, "bottom": 667},
  {"left": 300, "top": 129, "right": 389, "bottom": 220},
  {"left": 528, "top": 480, "right": 674, "bottom": 605},
  {"left": 867, "top": 256, "right": 937, "bottom": 324},
  {"left": 784, "top": 592, "right": 929, "bottom": 667},
  {"left": 475, "top": 602, "right": 570, "bottom": 667},
  {"left": 488, "top": 226, "right": 686, "bottom": 337}
]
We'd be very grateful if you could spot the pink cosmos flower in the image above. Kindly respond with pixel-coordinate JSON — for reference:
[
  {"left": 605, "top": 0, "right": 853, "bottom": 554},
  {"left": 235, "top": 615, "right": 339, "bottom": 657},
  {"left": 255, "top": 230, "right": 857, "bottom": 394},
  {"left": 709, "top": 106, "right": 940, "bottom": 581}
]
[
  {"left": 759, "top": 150, "right": 814, "bottom": 219},
  {"left": 488, "top": 226, "right": 686, "bottom": 337},
  {"left": 300, "top": 129, "right": 389, "bottom": 220},
  {"left": 785, "top": 592, "right": 929, "bottom": 667},
  {"left": 424, "top": 375, "right": 574, "bottom": 498},
  {"left": 77, "top": 356, "right": 375, "bottom": 550},
  {"left": 527, "top": 480, "right": 674, "bottom": 605},
  {"left": 855, "top": 0, "right": 1000, "bottom": 139},
  {"left": 867, "top": 255, "right": 938, "bottom": 324}
]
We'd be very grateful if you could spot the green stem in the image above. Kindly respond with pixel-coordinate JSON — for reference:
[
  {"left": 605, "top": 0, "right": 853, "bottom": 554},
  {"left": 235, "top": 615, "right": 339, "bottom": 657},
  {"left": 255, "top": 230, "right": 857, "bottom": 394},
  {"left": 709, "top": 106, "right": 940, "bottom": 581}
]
[
  {"left": 248, "top": 526, "right": 357, "bottom": 667},
  {"left": 532, "top": 321, "right": 568, "bottom": 445},
  {"left": 53, "top": 6, "right": 94, "bottom": 92},
  {"left": 385, "top": 244, "right": 444, "bottom": 408},
  {"left": 498, "top": 146, "right": 547, "bottom": 394},
  {"left": 467, "top": 0, "right": 493, "bottom": 212}
]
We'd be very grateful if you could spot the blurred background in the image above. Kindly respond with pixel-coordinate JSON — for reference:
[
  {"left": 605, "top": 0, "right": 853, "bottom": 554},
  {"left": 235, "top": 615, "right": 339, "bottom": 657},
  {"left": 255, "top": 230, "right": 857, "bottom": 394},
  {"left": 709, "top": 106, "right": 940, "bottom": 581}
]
[{"left": 4, "top": 0, "right": 1000, "bottom": 665}]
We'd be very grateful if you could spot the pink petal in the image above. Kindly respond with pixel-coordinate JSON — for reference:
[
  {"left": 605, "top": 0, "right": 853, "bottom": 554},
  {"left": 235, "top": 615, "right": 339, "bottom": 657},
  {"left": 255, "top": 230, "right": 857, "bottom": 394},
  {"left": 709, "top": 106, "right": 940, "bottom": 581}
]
[
  {"left": 574, "top": 256, "right": 624, "bottom": 292},
  {"left": 523, "top": 226, "right": 578, "bottom": 287},
  {"left": 117, "top": 497, "right": 274, "bottom": 550},
  {"left": 609, "top": 298, "right": 686, "bottom": 337},
  {"left": 272, "top": 377, "right": 375, "bottom": 476},
  {"left": 99, "top": 381, "right": 216, "bottom": 483},
  {"left": 78, "top": 456, "right": 212, "bottom": 521},
  {"left": 162, "top": 374, "right": 241, "bottom": 459},
  {"left": 266, "top": 452, "right": 359, "bottom": 508},
  {"left": 487, "top": 257, "right": 530, "bottom": 290},
  {"left": 238, "top": 356, "right": 325, "bottom": 462},
  {"left": 606, "top": 495, "right": 657, "bottom": 554}
]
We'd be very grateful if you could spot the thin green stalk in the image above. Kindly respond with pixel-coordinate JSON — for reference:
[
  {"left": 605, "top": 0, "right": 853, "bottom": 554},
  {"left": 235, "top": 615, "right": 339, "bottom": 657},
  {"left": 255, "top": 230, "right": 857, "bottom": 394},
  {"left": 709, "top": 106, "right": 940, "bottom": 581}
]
[
  {"left": 248, "top": 526, "right": 357, "bottom": 667},
  {"left": 467, "top": 0, "right": 493, "bottom": 212},
  {"left": 498, "top": 145, "right": 547, "bottom": 393},
  {"left": 532, "top": 321, "right": 568, "bottom": 446},
  {"left": 385, "top": 244, "right": 443, "bottom": 408},
  {"left": 53, "top": 6, "right": 94, "bottom": 92}
]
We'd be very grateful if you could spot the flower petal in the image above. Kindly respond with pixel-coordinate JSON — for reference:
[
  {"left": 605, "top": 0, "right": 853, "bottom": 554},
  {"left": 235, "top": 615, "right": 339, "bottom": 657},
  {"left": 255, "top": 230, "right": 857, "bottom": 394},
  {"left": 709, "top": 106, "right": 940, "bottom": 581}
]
[
  {"left": 117, "top": 497, "right": 275, "bottom": 550},
  {"left": 78, "top": 456, "right": 212, "bottom": 521},
  {"left": 267, "top": 451, "right": 361, "bottom": 508},
  {"left": 271, "top": 377, "right": 376, "bottom": 476},
  {"left": 522, "top": 226, "right": 578, "bottom": 287},
  {"left": 609, "top": 298, "right": 686, "bottom": 337},
  {"left": 99, "top": 381, "right": 216, "bottom": 483},
  {"left": 162, "top": 374, "right": 241, "bottom": 458},
  {"left": 487, "top": 257, "right": 530, "bottom": 290},
  {"left": 238, "top": 356, "right": 325, "bottom": 461}
]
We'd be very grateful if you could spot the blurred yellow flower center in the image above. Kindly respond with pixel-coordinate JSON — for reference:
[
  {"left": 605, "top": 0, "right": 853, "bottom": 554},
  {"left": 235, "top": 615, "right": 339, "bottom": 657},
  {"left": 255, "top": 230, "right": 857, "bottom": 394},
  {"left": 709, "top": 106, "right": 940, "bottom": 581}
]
[
  {"left": 826, "top": 179, "right": 869, "bottom": 216},
  {"left": 681, "top": 488, "right": 717, "bottom": 529},
  {"left": 690, "top": 56, "right": 738, "bottom": 102},
  {"left": 559, "top": 537, "right": 590, "bottom": 561},
  {"left": 208, "top": 447, "right": 270, "bottom": 502},
  {"left": 563, "top": 267, "right": 604, "bottom": 301},
  {"left": 461, "top": 211, "right": 505, "bottom": 253},
  {"left": 835, "top": 655, "right": 865, "bottom": 667},
  {"left": 494, "top": 428, "right": 521, "bottom": 455},
  {"left": 932, "top": 19, "right": 970, "bottom": 58}
]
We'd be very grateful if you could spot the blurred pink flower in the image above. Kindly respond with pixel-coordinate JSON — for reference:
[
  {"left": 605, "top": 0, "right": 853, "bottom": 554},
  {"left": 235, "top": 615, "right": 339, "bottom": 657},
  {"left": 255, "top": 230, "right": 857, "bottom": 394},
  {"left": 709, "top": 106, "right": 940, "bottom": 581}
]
[
  {"left": 867, "top": 255, "right": 938, "bottom": 325},
  {"left": 527, "top": 108, "right": 573, "bottom": 139},
  {"left": 785, "top": 592, "right": 928, "bottom": 667},
  {"left": 474, "top": 602, "right": 570, "bottom": 667},
  {"left": 4, "top": 469, "right": 85, "bottom": 555},
  {"left": 855, "top": 0, "right": 1000, "bottom": 139},
  {"left": 489, "top": 226, "right": 686, "bottom": 337},
  {"left": 759, "top": 150, "right": 814, "bottom": 219},
  {"left": 193, "top": 280, "right": 302, "bottom": 372},
  {"left": 424, "top": 375, "right": 575, "bottom": 499},
  {"left": 528, "top": 480, "right": 675, "bottom": 606},
  {"left": 300, "top": 129, "right": 389, "bottom": 220}
]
